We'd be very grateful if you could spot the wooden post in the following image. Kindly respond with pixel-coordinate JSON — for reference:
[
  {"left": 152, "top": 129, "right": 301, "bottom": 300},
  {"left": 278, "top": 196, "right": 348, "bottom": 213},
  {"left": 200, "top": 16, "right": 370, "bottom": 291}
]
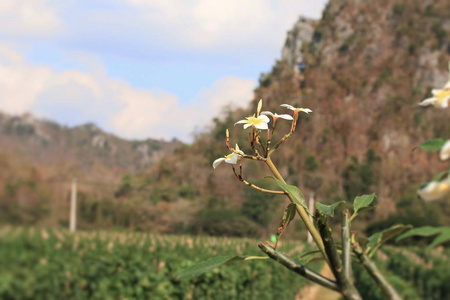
[
  {"left": 307, "top": 192, "right": 315, "bottom": 244},
  {"left": 69, "top": 178, "right": 77, "bottom": 232}
]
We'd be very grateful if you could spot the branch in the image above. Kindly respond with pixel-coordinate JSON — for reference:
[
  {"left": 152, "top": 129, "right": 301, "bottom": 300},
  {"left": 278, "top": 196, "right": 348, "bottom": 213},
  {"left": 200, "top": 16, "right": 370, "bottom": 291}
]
[
  {"left": 231, "top": 166, "right": 286, "bottom": 195},
  {"left": 258, "top": 242, "right": 339, "bottom": 292},
  {"left": 342, "top": 209, "right": 353, "bottom": 283},
  {"left": 317, "top": 213, "right": 362, "bottom": 300},
  {"left": 353, "top": 244, "right": 402, "bottom": 300}
]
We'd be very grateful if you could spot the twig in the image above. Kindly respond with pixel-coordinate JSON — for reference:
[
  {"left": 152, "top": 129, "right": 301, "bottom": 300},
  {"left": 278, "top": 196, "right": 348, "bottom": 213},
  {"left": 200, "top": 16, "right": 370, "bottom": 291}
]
[
  {"left": 258, "top": 243, "right": 339, "bottom": 292},
  {"left": 353, "top": 244, "right": 402, "bottom": 300}
]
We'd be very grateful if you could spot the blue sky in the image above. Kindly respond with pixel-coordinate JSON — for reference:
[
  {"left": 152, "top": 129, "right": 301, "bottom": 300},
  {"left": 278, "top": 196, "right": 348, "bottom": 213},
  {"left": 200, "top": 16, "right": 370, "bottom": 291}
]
[{"left": 0, "top": 0, "right": 327, "bottom": 142}]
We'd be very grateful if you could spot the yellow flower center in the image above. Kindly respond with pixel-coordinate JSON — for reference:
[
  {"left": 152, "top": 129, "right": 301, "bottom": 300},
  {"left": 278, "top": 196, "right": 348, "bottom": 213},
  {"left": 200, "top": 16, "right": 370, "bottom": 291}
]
[
  {"left": 436, "top": 89, "right": 450, "bottom": 104},
  {"left": 247, "top": 116, "right": 264, "bottom": 125}
]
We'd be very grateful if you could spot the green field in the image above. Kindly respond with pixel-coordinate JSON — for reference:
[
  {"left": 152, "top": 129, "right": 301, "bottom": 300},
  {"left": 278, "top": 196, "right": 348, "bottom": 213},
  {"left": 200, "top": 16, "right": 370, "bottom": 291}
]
[
  {"left": 1, "top": 227, "right": 449, "bottom": 299},
  {"left": 0, "top": 227, "right": 318, "bottom": 299}
]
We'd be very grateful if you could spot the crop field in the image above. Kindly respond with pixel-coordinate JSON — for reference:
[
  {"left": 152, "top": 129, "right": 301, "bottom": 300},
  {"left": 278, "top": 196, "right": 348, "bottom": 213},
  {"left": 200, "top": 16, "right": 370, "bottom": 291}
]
[
  {"left": 1, "top": 226, "right": 449, "bottom": 300},
  {"left": 0, "top": 227, "right": 316, "bottom": 299}
]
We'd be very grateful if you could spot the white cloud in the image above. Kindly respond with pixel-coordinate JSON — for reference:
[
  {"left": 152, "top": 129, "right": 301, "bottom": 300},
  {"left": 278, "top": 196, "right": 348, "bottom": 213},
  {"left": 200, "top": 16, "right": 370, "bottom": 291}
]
[
  {"left": 0, "top": 0, "right": 64, "bottom": 37},
  {"left": 78, "top": 0, "right": 326, "bottom": 59},
  {"left": 0, "top": 45, "right": 256, "bottom": 142}
]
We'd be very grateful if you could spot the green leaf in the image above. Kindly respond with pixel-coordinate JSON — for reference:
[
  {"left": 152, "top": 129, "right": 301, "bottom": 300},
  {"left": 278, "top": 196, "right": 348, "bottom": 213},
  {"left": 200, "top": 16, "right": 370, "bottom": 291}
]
[
  {"left": 268, "top": 177, "right": 309, "bottom": 212},
  {"left": 177, "top": 255, "right": 245, "bottom": 280},
  {"left": 315, "top": 201, "right": 344, "bottom": 217},
  {"left": 433, "top": 170, "right": 450, "bottom": 182},
  {"left": 366, "top": 224, "right": 412, "bottom": 257},
  {"left": 357, "top": 237, "right": 369, "bottom": 249},
  {"left": 419, "top": 138, "right": 446, "bottom": 152},
  {"left": 353, "top": 194, "right": 376, "bottom": 214},
  {"left": 396, "top": 226, "right": 450, "bottom": 251},
  {"left": 427, "top": 228, "right": 450, "bottom": 250},
  {"left": 277, "top": 203, "right": 296, "bottom": 238},
  {"left": 396, "top": 226, "right": 443, "bottom": 242}
]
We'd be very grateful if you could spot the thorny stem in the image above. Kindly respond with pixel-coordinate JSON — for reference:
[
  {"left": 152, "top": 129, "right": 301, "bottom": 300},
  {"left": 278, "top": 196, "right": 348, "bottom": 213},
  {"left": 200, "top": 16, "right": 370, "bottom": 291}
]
[
  {"left": 317, "top": 214, "right": 362, "bottom": 300},
  {"left": 258, "top": 243, "right": 339, "bottom": 292},
  {"left": 353, "top": 244, "right": 402, "bottom": 300},
  {"left": 265, "top": 156, "right": 328, "bottom": 264}
]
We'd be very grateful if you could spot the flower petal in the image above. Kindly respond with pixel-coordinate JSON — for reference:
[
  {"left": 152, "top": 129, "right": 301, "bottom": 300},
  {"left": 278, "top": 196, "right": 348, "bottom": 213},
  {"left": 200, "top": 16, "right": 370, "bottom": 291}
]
[
  {"left": 280, "top": 104, "right": 295, "bottom": 110},
  {"left": 275, "top": 113, "right": 294, "bottom": 120},
  {"left": 225, "top": 153, "right": 238, "bottom": 164},
  {"left": 260, "top": 111, "right": 274, "bottom": 117},
  {"left": 431, "top": 89, "right": 442, "bottom": 96},
  {"left": 234, "top": 119, "right": 248, "bottom": 125},
  {"left": 212, "top": 157, "right": 225, "bottom": 169},
  {"left": 419, "top": 97, "right": 437, "bottom": 107},
  {"left": 254, "top": 123, "right": 269, "bottom": 130},
  {"left": 417, "top": 178, "right": 450, "bottom": 202},
  {"left": 258, "top": 115, "right": 270, "bottom": 123},
  {"left": 440, "top": 140, "right": 450, "bottom": 161},
  {"left": 299, "top": 108, "right": 313, "bottom": 114},
  {"left": 243, "top": 123, "right": 252, "bottom": 129}
]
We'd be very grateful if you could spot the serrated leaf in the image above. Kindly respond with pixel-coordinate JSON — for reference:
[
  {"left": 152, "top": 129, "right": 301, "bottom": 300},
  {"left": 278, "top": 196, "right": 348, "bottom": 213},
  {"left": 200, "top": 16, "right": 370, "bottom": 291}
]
[
  {"left": 353, "top": 194, "right": 376, "bottom": 214},
  {"left": 315, "top": 201, "right": 344, "bottom": 217},
  {"left": 177, "top": 255, "right": 244, "bottom": 280},
  {"left": 366, "top": 224, "right": 412, "bottom": 257},
  {"left": 396, "top": 226, "right": 443, "bottom": 242},
  {"left": 268, "top": 177, "right": 309, "bottom": 212},
  {"left": 277, "top": 203, "right": 296, "bottom": 238},
  {"left": 419, "top": 138, "right": 446, "bottom": 152}
]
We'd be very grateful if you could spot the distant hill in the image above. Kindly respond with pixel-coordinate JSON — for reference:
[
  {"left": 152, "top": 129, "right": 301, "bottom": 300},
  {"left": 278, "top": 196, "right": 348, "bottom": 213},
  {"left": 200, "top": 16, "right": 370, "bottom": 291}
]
[{"left": 0, "top": 112, "right": 181, "bottom": 227}]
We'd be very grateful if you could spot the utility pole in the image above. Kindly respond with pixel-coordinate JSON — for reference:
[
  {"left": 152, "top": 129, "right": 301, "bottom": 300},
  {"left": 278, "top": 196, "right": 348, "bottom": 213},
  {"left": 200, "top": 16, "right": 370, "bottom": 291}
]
[
  {"left": 307, "top": 192, "right": 315, "bottom": 244},
  {"left": 69, "top": 178, "right": 77, "bottom": 232}
]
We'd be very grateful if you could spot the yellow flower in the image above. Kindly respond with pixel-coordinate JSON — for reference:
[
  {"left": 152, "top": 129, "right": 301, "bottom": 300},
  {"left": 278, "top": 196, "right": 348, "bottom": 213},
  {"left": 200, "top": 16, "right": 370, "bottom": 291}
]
[
  {"left": 212, "top": 144, "right": 244, "bottom": 169},
  {"left": 417, "top": 175, "right": 450, "bottom": 202},
  {"left": 419, "top": 88, "right": 450, "bottom": 109},
  {"left": 235, "top": 115, "right": 270, "bottom": 130}
]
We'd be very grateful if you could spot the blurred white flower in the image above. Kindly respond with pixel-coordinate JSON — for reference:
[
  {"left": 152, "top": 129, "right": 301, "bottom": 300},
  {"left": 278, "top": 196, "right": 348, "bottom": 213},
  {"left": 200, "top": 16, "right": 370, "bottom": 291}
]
[
  {"left": 212, "top": 144, "right": 244, "bottom": 169},
  {"left": 417, "top": 175, "right": 450, "bottom": 202},
  {"left": 261, "top": 111, "right": 294, "bottom": 121},
  {"left": 440, "top": 140, "right": 450, "bottom": 161},
  {"left": 235, "top": 115, "right": 270, "bottom": 130},
  {"left": 280, "top": 104, "right": 313, "bottom": 114},
  {"left": 419, "top": 89, "right": 450, "bottom": 109}
]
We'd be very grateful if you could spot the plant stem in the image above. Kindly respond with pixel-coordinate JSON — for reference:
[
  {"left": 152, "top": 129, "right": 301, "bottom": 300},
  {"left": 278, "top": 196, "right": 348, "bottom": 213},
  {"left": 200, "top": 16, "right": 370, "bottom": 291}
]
[
  {"left": 258, "top": 242, "right": 339, "bottom": 292},
  {"left": 265, "top": 156, "right": 327, "bottom": 262},
  {"left": 353, "top": 245, "right": 402, "bottom": 300},
  {"left": 342, "top": 209, "right": 353, "bottom": 283},
  {"left": 317, "top": 214, "right": 362, "bottom": 300}
]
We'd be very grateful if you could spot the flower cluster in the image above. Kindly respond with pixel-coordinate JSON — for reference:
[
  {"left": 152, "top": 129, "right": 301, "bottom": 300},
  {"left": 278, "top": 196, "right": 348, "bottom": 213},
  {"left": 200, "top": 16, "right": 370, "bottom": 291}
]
[{"left": 212, "top": 100, "right": 312, "bottom": 169}]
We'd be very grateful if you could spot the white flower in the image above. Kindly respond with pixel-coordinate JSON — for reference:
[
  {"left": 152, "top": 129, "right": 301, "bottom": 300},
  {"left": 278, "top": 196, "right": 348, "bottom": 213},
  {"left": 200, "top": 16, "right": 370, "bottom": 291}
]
[
  {"left": 417, "top": 175, "right": 450, "bottom": 202},
  {"left": 419, "top": 89, "right": 450, "bottom": 109},
  {"left": 234, "top": 115, "right": 270, "bottom": 130},
  {"left": 261, "top": 111, "right": 294, "bottom": 121},
  {"left": 212, "top": 144, "right": 244, "bottom": 169},
  {"left": 280, "top": 104, "right": 313, "bottom": 114},
  {"left": 440, "top": 139, "right": 450, "bottom": 161}
]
